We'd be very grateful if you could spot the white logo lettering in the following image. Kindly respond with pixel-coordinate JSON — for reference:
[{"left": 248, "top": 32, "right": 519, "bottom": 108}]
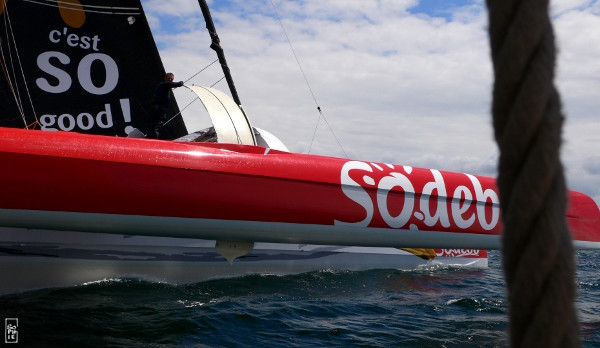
[
  {"left": 49, "top": 27, "right": 101, "bottom": 51},
  {"left": 377, "top": 172, "right": 414, "bottom": 228},
  {"left": 420, "top": 169, "right": 451, "bottom": 228},
  {"left": 452, "top": 185, "right": 476, "bottom": 229},
  {"left": 436, "top": 249, "right": 481, "bottom": 257},
  {"left": 36, "top": 52, "right": 119, "bottom": 95},
  {"left": 36, "top": 51, "right": 72, "bottom": 93},
  {"left": 467, "top": 174, "right": 499, "bottom": 231},
  {"left": 76, "top": 113, "right": 94, "bottom": 130},
  {"left": 78, "top": 53, "right": 119, "bottom": 95},
  {"left": 336, "top": 161, "right": 500, "bottom": 232},
  {"left": 95, "top": 104, "right": 114, "bottom": 128},
  {"left": 57, "top": 114, "right": 76, "bottom": 131},
  {"left": 39, "top": 104, "right": 114, "bottom": 131},
  {"left": 335, "top": 161, "right": 374, "bottom": 227}
]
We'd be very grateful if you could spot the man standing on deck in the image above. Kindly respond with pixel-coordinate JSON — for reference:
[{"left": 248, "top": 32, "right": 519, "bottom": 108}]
[{"left": 149, "top": 72, "right": 183, "bottom": 139}]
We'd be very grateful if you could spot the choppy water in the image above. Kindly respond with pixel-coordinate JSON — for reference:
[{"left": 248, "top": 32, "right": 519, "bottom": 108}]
[{"left": 1, "top": 250, "right": 599, "bottom": 347}]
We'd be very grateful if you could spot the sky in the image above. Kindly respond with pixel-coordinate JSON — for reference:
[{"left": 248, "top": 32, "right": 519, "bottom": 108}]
[{"left": 141, "top": 0, "right": 600, "bottom": 206}]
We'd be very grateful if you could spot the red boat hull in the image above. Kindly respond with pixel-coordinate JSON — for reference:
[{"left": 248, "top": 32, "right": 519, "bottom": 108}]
[{"left": 1, "top": 128, "right": 599, "bottom": 249}]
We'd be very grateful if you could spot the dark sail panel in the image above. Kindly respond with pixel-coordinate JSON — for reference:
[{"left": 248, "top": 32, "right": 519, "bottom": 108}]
[{"left": 0, "top": 0, "right": 187, "bottom": 139}]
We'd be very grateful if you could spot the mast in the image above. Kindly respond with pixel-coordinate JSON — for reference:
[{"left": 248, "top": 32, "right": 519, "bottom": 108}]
[{"left": 197, "top": 0, "right": 242, "bottom": 106}]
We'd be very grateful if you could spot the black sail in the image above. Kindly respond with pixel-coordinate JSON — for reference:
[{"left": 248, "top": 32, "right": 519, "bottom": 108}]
[{"left": 0, "top": 0, "right": 187, "bottom": 139}]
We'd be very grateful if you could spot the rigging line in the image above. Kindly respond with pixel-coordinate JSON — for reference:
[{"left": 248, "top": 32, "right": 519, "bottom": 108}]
[
  {"left": 26, "top": 120, "right": 39, "bottom": 129},
  {"left": 269, "top": 0, "right": 318, "bottom": 110},
  {"left": 0, "top": 37, "right": 20, "bottom": 109},
  {"left": 308, "top": 107, "right": 348, "bottom": 158},
  {"left": 5, "top": 3, "right": 38, "bottom": 124},
  {"left": 0, "top": 7, "right": 26, "bottom": 124},
  {"left": 38, "top": 0, "right": 140, "bottom": 11},
  {"left": 210, "top": 76, "right": 225, "bottom": 88},
  {"left": 2, "top": 8, "right": 23, "bottom": 112},
  {"left": 184, "top": 59, "right": 218, "bottom": 83},
  {"left": 319, "top": 108, "right": 347, "bottom": 157},
  {"left": 0, "top": 56, "right": 22, "bottom": 117},
  {"left": 163, "top": 96, "right": 199, "bottom": 126},
  {"left": 20, "top": 0, "right": 141, "bottom": 15},
  {"left": 164, "top": 61, "right": 224, "bottom": 126},
  {"left": 308, "top": 111, "right": 321, "bottom": 154},
  {"left": 269, "top": 0, "right": 347, "bottom": 157}
]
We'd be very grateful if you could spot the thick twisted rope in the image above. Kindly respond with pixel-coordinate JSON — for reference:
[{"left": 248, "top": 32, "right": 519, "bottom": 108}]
[{"left": 485, "top": 0, "right": 580, "bottom": 346}]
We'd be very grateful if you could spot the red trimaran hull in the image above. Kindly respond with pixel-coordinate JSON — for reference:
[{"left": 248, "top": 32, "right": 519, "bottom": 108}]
[
  {"left": 3, "top": 127, "right": 600, "bottom": 292},
  {"left": 1, "top": 127, "right": 599, "bottom": 249}
]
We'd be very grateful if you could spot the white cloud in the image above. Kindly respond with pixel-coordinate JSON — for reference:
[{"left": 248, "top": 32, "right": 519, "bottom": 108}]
[
  {"left": 144, "top": 0, "right": 199, "bottom": 17},
  {"left": 144, "top": 0, "right": 600, "bottom": 206}
]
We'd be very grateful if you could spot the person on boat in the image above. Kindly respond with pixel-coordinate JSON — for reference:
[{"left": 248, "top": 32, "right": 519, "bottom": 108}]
[{"left": 149, "top": 72, "right": 184, "bottom": 139}]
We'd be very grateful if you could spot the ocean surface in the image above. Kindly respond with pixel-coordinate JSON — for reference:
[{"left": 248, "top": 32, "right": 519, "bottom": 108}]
[{"left": 1, "top": 250, "right": 599, "bottom": 347}]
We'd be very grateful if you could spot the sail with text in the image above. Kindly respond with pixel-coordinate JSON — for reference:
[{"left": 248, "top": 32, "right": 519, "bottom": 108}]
[{"left": 0, "top": 0, "right": 187, "bottom": 139}]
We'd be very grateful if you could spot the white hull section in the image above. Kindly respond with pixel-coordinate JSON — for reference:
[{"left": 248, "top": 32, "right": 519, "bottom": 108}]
[
  {"left": 0, "top": 208, "right": 502, "bottom": 249},
  {"left": 1, "top": 227, "right": 487, "bottom": 294}
]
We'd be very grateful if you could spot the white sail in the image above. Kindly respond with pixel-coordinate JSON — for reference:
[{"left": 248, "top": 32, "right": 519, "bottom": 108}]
[{"left": 187, "top": 85, "right": 256, "bottom": 145}]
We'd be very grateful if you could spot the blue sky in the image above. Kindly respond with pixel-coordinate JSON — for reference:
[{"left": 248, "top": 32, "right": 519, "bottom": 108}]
[
  {"left": 143, "top": 0, "right": 600, "bottom": 205},
  {"left": 408, "top": 0, "right": 480, "bottom": 19}
]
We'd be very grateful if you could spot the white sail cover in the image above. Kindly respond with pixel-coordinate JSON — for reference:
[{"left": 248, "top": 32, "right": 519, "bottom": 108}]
[
  {"left": 187, "top": 86, "right": 256, "bottom": 145},
  {"left": 254, "top": 127, "right": 289, "bottom": 152}
]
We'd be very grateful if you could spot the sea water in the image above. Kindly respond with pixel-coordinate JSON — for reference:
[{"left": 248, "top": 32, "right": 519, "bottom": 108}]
[{"left": 1, "top": 250, "right": 599, "bottom": 347}]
